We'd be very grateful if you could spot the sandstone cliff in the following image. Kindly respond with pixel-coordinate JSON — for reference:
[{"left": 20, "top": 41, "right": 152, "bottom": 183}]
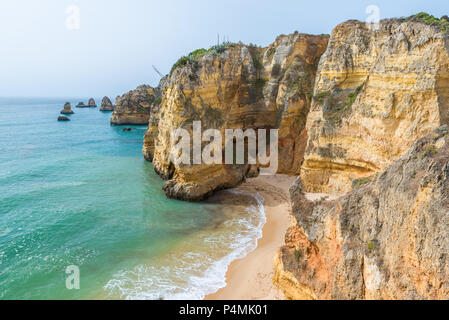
[
  {"left": 111, "top": 84, "right": 162, "bottom": 125},
  {"left": 301, "top": 17, "right": 449, "bottom": 194},
  {"left": 143, "top": 33, "right": 329, "bottom": 200},
  {"left": 274, "top": 126, "right": 449, "bottom": 300}
]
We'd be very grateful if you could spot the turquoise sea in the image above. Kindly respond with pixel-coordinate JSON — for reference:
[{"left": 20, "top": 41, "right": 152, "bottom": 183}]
[{"left": 0, "top": 98, "right": 265, "bottom": 300}]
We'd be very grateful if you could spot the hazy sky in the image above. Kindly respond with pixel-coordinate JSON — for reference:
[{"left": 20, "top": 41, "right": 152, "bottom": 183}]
[{"left": 0, "top": 0, "right": 447, "bottom": 98}]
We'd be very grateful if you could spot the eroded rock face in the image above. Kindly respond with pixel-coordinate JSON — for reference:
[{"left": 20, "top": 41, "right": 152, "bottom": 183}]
[
  {"left": 275, "top": 126, "right": 449, "bottom": 300},
  {"left": 301, "top": 19, "right": 449, "bottom": 194},
  {"left": 111, "top": 85, "right": 162, "bottom": 125},
  {"left": 144, "top": 33, "right": 329, "bottom": 200},
  {"left": 100, "top": 96, "right": 114, "bottom": 111}
]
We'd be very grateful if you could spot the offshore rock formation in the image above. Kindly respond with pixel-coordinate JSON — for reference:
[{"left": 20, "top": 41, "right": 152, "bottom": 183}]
[
  {"left": 100, "top": 96, "right": 114, "bottom": 111},
  {"left": 88, "top": 98, "right": 97, "bottom": 107},
  {"left": 144, "top": 33, "right": 329, "bottom": 200},
  {"left": 275, "top": 126, "right": 449, "bottom": 300},
  {"left": 111, "top": 84, "right": 163, "bottom": 125},
  {"left": 60, "top": 102, "right": 74, "bottom": 114},
  {"left": 57, "top": 115, "right": 70, "bottom": 121},
  {"left": 301, "top": 18, "right": 449, "bottom": 194},
  {"left": 76, "top": 102, "right": 87, "bottom": 108}
]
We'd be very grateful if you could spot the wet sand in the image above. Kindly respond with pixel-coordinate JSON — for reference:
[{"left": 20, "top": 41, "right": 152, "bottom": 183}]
[{"left": 206, "top": 174, "right": 296, "bottom": 300}]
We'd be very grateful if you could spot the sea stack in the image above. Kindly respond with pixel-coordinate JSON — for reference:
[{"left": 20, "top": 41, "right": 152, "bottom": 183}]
[
  {"left": 57, "top": 116, "right": 70, "bottom": 121},
  {"left": 60, "top": 102, "right": 74, "bottom": 114},
  {"left": 76, "top": 102, "right": 87, "bottom": 108},
  {"left": 110, "top": 84, "right": 164, "bottom": 125},
  {"left": 88, "top": 98, "right": 97, "bottom": 108},
  {"left": 100, "top": 96, "right": 114, "bottom": 111}
]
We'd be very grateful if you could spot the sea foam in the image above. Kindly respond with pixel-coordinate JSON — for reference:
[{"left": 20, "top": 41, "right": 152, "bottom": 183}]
[{"left": 103, "top": 189, "right": 266, "bottom": 300}]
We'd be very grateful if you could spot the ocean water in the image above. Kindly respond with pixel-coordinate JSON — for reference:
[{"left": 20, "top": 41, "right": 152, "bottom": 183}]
[{"left": 0, "top": 98, "right": 265, "bottom": 300}]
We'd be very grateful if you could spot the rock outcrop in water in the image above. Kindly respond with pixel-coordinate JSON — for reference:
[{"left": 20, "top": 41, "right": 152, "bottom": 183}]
[
  {"left": 143, "top": 33, "right": 329, "bottom": 200},
  {"left": 76, "top": 102, "right": 87, "bottom": 108},
  {"left": 88, "top": 98, "right": 97, "bottom": 108},
  {"left": 274, "top": 126, "right": 449, "bottom": 300},
  {"left": 100, "top": 96, "right": 114, "bottom": 111},
  {"left": 60, "top": 102, "right": 74, "bottom": 114},
  {"left": 58, "top": 116, "right": 70, "bottom": 121},
  {"left": 300, "top": 17, "right": 449, "bottom": 195},
  {"left": 111, "top": 84, "right": 163, "bottom": 125}
]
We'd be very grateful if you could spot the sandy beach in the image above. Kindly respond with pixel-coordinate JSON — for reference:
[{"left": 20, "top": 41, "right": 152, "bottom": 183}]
[{"left": 206, "top": 174, "right": 296, "bottom": 300}]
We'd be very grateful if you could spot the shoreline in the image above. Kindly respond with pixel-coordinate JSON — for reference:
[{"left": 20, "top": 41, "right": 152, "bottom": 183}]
[{"left": 206, "top": 174, "right": 296, "bottom": 300}]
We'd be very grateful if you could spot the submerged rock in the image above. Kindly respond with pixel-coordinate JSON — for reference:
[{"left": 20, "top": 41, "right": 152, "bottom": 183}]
[
  {"left": 123, "top": 127, "right": 132, "bottom": 131},
  {"left": 88, "top": 98, "right": 97, "bottom": 107},
  {"left": 100, "top": 96, "right": 114, "bottom": 111},
  {"left": 60, "top": 102, "right": 74, "bottom": 114},
  {"left": 58, "top": 116, "right": 70, "bottom": 121}
]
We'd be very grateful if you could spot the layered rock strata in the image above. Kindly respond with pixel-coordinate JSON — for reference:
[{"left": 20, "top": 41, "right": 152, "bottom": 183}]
[
  {"left": 275, "top": 126, "right": 449, "bottom": 300},
  {"left": 301, "top": 18, "right": 449, "bottom": 194}
]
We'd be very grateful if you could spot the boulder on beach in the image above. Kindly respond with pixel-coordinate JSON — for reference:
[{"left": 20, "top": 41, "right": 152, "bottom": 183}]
[
  {"left": 58, "top": 116, "right": 70, "bottom": 121},
  {"left": 88, "top": 98, "right": 97, "bottom": 107},
  {"left": 76, "top": 102, "right": 87, "bottom": 108},
  {"left": 60, "top": 102, "right": 74, "bottom": 114},
  {"left": 100, "top": 96, "right": 114, "bottom": 111}
]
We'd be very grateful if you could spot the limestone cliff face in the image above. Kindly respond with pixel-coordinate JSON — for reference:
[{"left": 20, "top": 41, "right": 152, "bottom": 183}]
[
  {"left": 110, "top": 85, "right": 162, "bottom": 125},
  {"left": 144, "top": 33, "right": 329, "bottom": 200},
  {"left": 275, "top": 126, "right": 449, "bottom": 300},
  {"left": 301, "top": 19, "right": 449, "bottom": 194}
]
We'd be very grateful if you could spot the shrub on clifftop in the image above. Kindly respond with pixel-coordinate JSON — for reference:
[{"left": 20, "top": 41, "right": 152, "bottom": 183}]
[
  {"left": 170, "top": 42, "right": 238, "bottom": 74},
  {"left": 400, "top": 12, "right": 449, "bottom": 33}
]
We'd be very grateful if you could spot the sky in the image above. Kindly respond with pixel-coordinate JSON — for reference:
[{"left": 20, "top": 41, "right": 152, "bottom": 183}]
[{"left": 0, "top": 0, "right": 447, "bottom": 98}]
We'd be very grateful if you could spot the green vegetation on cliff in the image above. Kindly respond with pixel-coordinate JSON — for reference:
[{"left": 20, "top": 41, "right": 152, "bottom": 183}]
[
  {"left": 170, "top": 42, "right": 238, "bottom": 74},
  {"left": 400, "top": 12, "right": 449, "bottom": 33},
  {"left": 346, "top": 82, "right": 365, "bottom": 106},
  {"left": 352, "top": 173, "right": 378, "bottom": 188}
]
